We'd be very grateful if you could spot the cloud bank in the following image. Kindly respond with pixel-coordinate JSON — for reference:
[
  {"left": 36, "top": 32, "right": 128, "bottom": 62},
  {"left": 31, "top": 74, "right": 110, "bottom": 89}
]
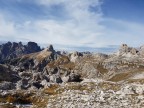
[{"left": 0, "top": 0, "right": 144, "bottom": 50}]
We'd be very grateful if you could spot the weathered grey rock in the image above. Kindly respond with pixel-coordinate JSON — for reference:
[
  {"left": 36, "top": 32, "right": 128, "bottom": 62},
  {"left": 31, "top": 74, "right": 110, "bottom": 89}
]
[
  {"left": 139, "top": 45, "right": 144, "bottom": 56},
  {"left": 62, "top": 76, "right": 69, "bottom": 83},
  {"left": 16, "top": 78, "right": 30, "bottom": 90},
  {"left": 50, "top": 75, "right": 63, "bottom": 83},
  {"left": 33, "top": 72, "right": 43, "bottom": 81},
  {"left": 48, "top": 67, "right": 59, "bottom": 75},
  {"left": 41, "top": 80, "right": 50, "bottom": 88},
  {"left": 19, "top": 72, "right": 32, "bottom": 79},
  {"left": 0, "top": 82, "right": 16, "bottom": 90},
  {"left": 119, "top": 44, "right": 129, "bottom": 54},
  {"left": 119, "top": 44, "right": 138, "bottom": 55},
  {"left": 82, "top": 63, "right": 100, "bottom": 78},
  {"left": 70, "top": 51, "right": 82, "bottom": 62},
  {"left": 0, "top": 64, "right": 20, "bottom": 82},
  {"left": 32, "top": 81, "right": 43, "bottom": 89},
  {"left": 68, "top": 73, "right": 81, "bottom": 82}
]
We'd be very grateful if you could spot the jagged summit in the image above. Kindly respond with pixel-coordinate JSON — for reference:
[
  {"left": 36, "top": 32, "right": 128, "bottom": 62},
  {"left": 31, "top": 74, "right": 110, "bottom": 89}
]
[
  {"left": 119, "top": 44, "right": 138, "bottom": 55},
  {"left": 47, "top": 44, "right": 54, "bottom": 52},
  {"left": 0, "top": 41, "right": 41, "bottom": 63}
]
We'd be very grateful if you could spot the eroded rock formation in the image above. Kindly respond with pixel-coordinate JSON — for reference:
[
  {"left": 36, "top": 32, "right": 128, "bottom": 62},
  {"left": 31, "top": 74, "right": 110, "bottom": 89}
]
[{"left": 0, "top": 42, "right": 144, "bottom": 108}]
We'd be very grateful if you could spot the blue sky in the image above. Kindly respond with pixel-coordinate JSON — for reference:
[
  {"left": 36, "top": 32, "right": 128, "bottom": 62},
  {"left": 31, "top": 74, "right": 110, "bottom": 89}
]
[
  {"left": 0, "top": 0, "right": 144, "bottom": 51},
  {"left": 102, "top": 0, "right": 144, "bottom": 23}
]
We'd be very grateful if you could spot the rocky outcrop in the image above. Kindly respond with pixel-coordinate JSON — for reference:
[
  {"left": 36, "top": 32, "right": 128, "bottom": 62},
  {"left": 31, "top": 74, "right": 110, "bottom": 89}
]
[
  {"left": 25, "top": 42, "right": 41, "bottom": 53},
  {"left": 0, "top": 64, "right": 20, "bottom": 82},
  {"left": 70, "top": 51, "right": 83, "bottom": 62},
  {"left": 68, "top": 72, "right": 82, "bottom": 82},
  {"left": 47, "top": 44, "right": 55, "bottom": 52},
  {"left": 119, "top": 44, "right": 139, "bottom": 56},
  {"left": 9, "top": 45, "right": 57, "bottom": 72}
]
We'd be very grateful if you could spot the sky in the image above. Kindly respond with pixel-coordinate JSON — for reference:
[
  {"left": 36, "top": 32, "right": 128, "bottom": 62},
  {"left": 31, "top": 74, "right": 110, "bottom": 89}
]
[{"left": 0, "top": 0, "right": 144, "bottom": 51}]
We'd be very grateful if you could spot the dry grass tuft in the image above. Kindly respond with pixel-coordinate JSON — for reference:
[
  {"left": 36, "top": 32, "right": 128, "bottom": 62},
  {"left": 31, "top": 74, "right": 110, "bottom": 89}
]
[
  {"left": 98, "top": 82, "right": 121, "bottom": 91},
  {"left": 108, "top": 72, "right": 131, "bottom": 82},
  {"left": 127, "top": 79, "right": 144, "bottom": 84},
  {"left": 47, "top": 55, "right": 75, "bottom": 70},
  {"left": 97, "top": 64, "right": 108, "bottom": 74},
  {"left": 43, "top": 84, "right": 59, "bottom": 95}
]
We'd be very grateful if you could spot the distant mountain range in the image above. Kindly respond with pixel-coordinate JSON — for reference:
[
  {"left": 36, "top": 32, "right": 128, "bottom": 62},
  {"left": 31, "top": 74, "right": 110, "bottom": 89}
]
[
  {"left": 0, "top": 41, "right": 41, "bottom": 63},
  {"left": 0, "top": 41, "right": 119, "bottom": 54}
]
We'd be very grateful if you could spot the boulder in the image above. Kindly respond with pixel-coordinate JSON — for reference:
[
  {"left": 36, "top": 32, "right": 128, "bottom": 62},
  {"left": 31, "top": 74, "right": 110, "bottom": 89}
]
[
  {"left": 68, "top": 73, "right": 82, "bottom": 82},
  {"left": 41, "top": 80, "right": 50, "bottom": 88},
  {"left": 16, "top": 78, "right": 31, "bottom": 90},
  {"left": 49, "top": 75, "right": 63, "bottom": 83},
  {"left": 32, "top": 81, "right": 44, "bottom": 89}
]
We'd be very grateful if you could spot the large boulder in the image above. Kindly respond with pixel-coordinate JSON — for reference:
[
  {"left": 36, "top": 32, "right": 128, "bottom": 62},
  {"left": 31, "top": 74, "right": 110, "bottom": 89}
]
[{"left": 68, "top": 73, "right": 82, "bottom": 82}]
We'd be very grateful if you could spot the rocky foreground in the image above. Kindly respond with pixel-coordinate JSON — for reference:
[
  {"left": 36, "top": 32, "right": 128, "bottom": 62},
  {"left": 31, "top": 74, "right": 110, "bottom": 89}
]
[{"left": 0, "top": 42, "right": 144, "bottom": 108}]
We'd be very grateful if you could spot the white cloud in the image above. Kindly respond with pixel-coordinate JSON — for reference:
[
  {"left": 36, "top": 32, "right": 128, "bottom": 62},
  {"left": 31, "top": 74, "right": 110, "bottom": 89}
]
[
  {"left": 0, "top": 15, "right": 16, "bottom": 36},
  {"left": 18, "top": 0, "right": 105, "bottom": 47},
  {"left": 0, "top": 14, "right": 30, "bottom": 42},
  {"left": 99, "top": 18, "right": 144, "bottom": 47},
  {"left": 0, "top": 0, "right": 144, "bottom": 50}
]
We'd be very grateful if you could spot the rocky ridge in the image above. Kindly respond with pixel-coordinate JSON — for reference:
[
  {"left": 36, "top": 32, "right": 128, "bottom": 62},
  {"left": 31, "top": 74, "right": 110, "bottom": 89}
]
[{"left": 0, "top": 42, "right": 143, "bottom": 108}]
